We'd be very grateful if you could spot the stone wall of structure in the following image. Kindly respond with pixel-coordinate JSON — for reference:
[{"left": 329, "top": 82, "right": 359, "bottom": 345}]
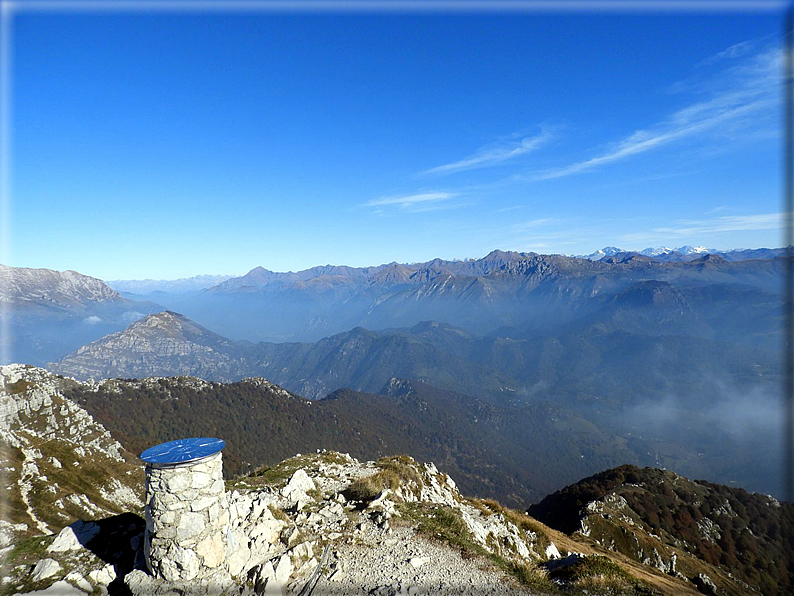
[{"left": 144, "top": 451, "right": 229, "bottom": 582}]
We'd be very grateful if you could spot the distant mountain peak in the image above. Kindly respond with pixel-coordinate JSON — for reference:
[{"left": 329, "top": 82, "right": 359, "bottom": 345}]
[
  {"left": 583, "top": 247, "right": 624, "bottom": 260},
  {"left": 677, "top": 245, "right": 711, "bottom": 254},
  {"left": 481, "top": 249, "right": 524, "bottom": 261},
  {"left": 639, "top": 246, "right": 675, "bottom": 256},
  {"left": 580, "top": 246, "right": 725, "bottom": 261},
  {"left": 692, "top": 253, "right": 727, "bottom": 264},
  {"left": 108, "top": 274, "right": 234, "bottom": 295},
  {"left": 50, "top": 311, "right": 241, "bottom": 382},
  {"left": 137, "top": 310, "right": 188, "bottom": 329}
]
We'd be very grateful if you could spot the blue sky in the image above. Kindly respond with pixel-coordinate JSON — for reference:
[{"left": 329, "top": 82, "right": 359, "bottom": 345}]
[{"left": 6, "top": 5, "right": 787, "bottom": 279}]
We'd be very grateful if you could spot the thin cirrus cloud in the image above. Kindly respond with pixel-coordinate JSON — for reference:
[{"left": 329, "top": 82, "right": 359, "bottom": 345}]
[
  {"left": 618, "top": 212, "right": 787, "bottom": 244},
  {"left": 698, "top": 39, "right": 756, "bottom": 66},
  {"left": 364, "top": 191, "right": 457, "bottom": 211},
  {"left": 535, "top": 44, "right": 779, "bottom": 181},
  {"left": 420, "top": 130, "right": 551, "bottom": 176},
  {"left": 653, "top": 212, "right": 786, "bottom": 236}
]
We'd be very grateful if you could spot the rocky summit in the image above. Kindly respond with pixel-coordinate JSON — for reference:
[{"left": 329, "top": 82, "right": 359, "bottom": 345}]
[
  {"left": 0, "top": 266, "right": 122, "bottom": 307},
  {"left": 50, "top": 311, "right": 247, "bottom": 382}
]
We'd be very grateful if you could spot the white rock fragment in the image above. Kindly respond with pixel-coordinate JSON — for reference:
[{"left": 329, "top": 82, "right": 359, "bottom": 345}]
[
  {"left": 47, "top": 520, "right": 100, "bottom": 553},
  {"left": 275, "top": 554, "right": 293, "bottom": 586},
  {"left": 281, "top": 469, "right": 315, "bottom": 499},
  {"left": 546, "top": 542, "right": 561, "bottom": 560},
  {"left": 18, "top": 579, "right": 84, "bottom": 595},
  {"left": 88, "top": 563, "right": 117, "bottom": 586},
  {"left": 64, "top": 570, "right": 92, "bottom": 592},
  {"left": 290, "top": 541, "right": 313, "bottom": 560},
  {"left": 176, "top": 511, "right": 205, "bottom": 540},
  {"left": 31, "top": 558, "right": 61, "bottom": 581},
  {"left": 195, "top": 533, "right": 225, "bottom": 568}
]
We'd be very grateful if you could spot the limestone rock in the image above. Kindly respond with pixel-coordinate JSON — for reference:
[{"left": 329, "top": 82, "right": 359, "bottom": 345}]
[
  {"left": 545, "top": 542, "right": 561, "bottom": 560},
  {"left": 274, "top": 554, "right": 293, "bottom": 588},
  {"left": 31, "top": 558, "right": 60, "bottom": 582},
  {"left": 694, "top": 573, "right": 718, "bottom": 595},
  {"left": 176, "top": 511, "right": 206, "bottom": 540},
  {"left": 88, "top": 563, "right": 117, "bottom": 586},
  {"left": 290, "top": 541, "right": 313, "bottom": 561},
  {"left": 281, "top": 469, "right": 315, "bottom": 498},
  {"left": 195, "top": 534, "right": 225, "bottom": 568},
  {"left": 47, "top": 520, "right": 100, "bottom": 553},
  {"left": 19, "top": 579, "right": 85, "bottom": 595},
  {"left": 64, "top": 571, "right": 93, "bottom": 592},
  {"left": 227, "top": 540, "right": 251, "bottom": 578}
]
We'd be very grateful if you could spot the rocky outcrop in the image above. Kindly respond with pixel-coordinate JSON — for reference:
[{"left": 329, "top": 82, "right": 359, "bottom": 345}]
[
  {"left": 8, "top": 442, "right": 708, "bottom": 595},
  {"left": 124, "top": 452, "right": 564, "bottom": 596},
  {"left": 0, "top": 364, "right": 143, "bottom": 545}
]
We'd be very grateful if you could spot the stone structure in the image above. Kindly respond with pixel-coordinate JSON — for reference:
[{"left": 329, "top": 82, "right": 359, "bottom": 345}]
[{"left": 143, "top": 450, "right": 230, "bottom": 582}]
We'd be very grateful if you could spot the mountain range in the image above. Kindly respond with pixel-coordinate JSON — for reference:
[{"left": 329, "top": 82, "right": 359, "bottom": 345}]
[
  {"left": 4, "top": 248, "right": 787, "bottom": 501},
  {"left": 580, "top": 246, "right": 788, "bottom": 262},
  {"left": 132, "top": 249, "right": 787, "bottom": 344},
  {"left": 4, "top": 248, "right": 786, "bottom": 357},
  {"left": 51, "top": 308, "right": 779, "bottom": 407},
  {"left": 106, "top": 274, "right": 234, "bottom": 296}
]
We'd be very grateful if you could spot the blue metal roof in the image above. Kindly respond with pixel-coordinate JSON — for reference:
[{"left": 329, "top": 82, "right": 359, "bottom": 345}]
[{"left": 140, "top": 437, "right": 225, "bottom": 465}]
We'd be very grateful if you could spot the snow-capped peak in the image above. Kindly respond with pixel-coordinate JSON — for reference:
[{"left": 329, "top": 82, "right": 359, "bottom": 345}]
[
  {"left": 581, "top": 247, "right": 624, "bottom": 260},
  {"left": 640, "top": 246, "right": 675, "bottom": 256},
  {"left": 677, "top": 245, "right": 713, "bottom": 255}
]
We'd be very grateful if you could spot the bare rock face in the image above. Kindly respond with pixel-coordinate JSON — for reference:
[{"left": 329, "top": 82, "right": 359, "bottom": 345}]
[{"left": 0, "top": 264, "right": 122, "bottom": 306}]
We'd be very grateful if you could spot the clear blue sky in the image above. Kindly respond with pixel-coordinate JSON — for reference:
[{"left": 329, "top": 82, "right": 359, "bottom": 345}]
[{"left": 6, "top": 5, "right": 786, "bottom": 279}]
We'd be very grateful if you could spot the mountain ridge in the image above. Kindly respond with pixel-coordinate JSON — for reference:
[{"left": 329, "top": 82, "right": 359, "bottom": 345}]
[{"left": 527, "top": 464, "right": 793, "bottom": 595}]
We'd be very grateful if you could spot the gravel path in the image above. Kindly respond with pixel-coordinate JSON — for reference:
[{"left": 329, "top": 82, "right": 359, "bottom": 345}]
[{"left": 314, "top": 524, "right": 539, "bottom": 596}]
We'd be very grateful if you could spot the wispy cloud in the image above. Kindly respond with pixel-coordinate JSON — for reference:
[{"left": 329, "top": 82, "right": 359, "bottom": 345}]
[
  {"left": 535, "top": 44, "right": 779, "bottom": 181},
  {"left": 618, "top": 212, "right": 787, "bottom": 243},
  {"left": 506, "top": 217, "right": 558, "bottom": 232},
  {"left": 364, "top": 191, "right": 457, "bottom": 210},
  {"left": 597, "top": 169, "right": 700, "bottom": 188},
  {"left": 421, "top": 129, "right": 551, "bottom": 176},
  {"left": 654, "top": 212, "right": 786, "bottom": 236},
  {"left": 699, "top": 39, "right": 756, "bottom": 66}
]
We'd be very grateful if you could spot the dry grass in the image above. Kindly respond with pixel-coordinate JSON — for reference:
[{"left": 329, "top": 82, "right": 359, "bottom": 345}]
[{"left": 346, "top": 455, "right": 424, "bottom": 503}]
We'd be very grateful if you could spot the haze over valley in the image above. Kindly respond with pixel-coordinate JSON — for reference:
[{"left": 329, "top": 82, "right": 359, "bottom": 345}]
[{"left": 1, "top": 246, "right": 785, "bottom": 503}]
